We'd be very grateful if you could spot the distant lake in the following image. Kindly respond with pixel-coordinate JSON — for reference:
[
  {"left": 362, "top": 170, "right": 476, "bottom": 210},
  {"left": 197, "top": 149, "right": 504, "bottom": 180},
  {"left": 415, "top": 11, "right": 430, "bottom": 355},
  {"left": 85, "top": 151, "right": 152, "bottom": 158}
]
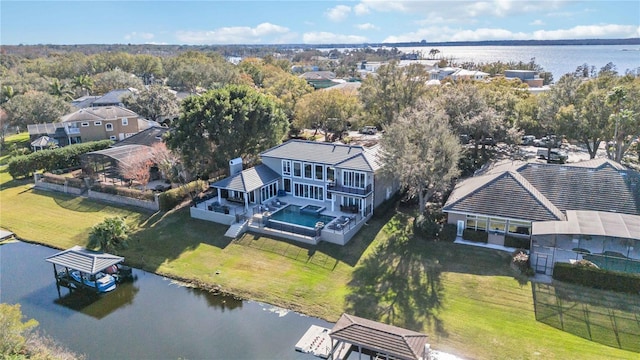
[
  {"left": 389, "top": 44, "right": 640, "bottom": 80},
  {"left": 0, "top": 241, "right": 330, "bottom": 359}
]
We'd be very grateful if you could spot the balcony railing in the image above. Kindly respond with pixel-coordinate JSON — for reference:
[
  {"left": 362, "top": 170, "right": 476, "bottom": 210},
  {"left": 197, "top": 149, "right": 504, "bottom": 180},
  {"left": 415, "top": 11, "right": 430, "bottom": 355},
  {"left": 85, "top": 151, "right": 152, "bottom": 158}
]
[
  {"left": 327, "top": 183, "right": 372, "bottom": 196},
  {"left": 66, "top": 127, "right": 80, "bottom": 135}
]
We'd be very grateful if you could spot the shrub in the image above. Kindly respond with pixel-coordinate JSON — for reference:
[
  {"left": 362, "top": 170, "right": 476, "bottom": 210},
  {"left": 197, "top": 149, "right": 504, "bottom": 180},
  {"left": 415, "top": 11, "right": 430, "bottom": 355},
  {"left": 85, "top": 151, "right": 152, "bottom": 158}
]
[
  {"left": 505, "top": 235, "right": 530, "bottom": 249},
  {"left": 439, "top": 223, "right": 458, "bottom": 242},
  {"left": 553, "top": 262, "right": 640, "bottom": 294},
  {"left": 463, "top": 229, "right": 488, "bottom": 243},
  {"left": 7, "top": 140, "right": 112, "bottom": 179},
  {"left": 91, "top": 183, "right": 155, "bottom": 201},
  {"left": 158, "top": 180, "right": 207, "bottom": 211}
]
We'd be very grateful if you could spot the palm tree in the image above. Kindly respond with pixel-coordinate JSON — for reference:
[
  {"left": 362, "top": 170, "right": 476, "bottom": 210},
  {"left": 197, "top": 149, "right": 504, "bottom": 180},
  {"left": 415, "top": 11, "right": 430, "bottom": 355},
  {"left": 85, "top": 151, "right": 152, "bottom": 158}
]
[
  {"left": 48, "top": 78, "right": 74, "bottom": 101},
  {"left": 88, "top": 217, "right": 129, "bottom": 254},
  {"left": 72, "top": 74, "right": 94, "bottom": 96}
]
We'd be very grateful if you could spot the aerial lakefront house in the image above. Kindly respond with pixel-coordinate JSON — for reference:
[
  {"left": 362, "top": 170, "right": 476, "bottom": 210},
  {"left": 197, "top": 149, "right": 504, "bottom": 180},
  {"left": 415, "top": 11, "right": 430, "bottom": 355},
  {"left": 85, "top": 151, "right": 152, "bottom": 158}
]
[
  {"left": 443, "top": 158, "right": 640, "bottom": 275},
  {"left": 190, "top": 140, "right": 399, "bottom": 245}
]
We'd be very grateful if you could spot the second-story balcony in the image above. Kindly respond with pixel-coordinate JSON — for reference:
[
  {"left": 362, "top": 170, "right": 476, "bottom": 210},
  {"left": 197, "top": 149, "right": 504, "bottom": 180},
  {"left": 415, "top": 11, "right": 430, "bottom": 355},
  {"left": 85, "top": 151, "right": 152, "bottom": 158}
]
[
  {"left": 66, "top": 127, "right": 81, "bottom": 135},
  {"left": 327, "top": 183, "right": 372, "bottom": 197}
]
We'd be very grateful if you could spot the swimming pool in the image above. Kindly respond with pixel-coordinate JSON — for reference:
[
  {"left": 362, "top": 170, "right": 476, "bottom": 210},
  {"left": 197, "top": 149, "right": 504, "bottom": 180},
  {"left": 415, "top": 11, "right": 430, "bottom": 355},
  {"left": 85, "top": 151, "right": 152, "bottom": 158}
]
[
  {"left": 268, "top": 205, "right": 335, "bottom": 229},
  {"left": 583, "top": 254, "right": 640, "bottom": 274}
]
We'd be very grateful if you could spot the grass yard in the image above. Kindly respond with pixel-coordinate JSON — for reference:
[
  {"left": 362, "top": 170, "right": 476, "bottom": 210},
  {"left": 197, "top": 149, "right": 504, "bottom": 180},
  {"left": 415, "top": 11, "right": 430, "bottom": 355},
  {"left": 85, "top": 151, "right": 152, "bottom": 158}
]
[{"left": 0, "top": 133, "right": 637, "bottom": 358}]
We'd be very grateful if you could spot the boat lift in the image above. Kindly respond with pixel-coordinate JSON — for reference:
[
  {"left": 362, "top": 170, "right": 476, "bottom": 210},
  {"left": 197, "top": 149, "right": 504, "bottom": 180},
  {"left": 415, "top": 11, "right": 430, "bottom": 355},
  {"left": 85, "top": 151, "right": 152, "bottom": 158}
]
[{"left": 45, "top": 246, "right": 131, "bottom": 296}]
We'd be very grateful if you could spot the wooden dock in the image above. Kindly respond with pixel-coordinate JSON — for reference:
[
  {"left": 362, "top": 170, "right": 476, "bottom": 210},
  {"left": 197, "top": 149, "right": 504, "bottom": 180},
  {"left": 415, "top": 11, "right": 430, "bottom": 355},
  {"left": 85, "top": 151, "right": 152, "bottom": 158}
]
[{"left": 295, "top": 325, "right": 333, "bottom": 358}]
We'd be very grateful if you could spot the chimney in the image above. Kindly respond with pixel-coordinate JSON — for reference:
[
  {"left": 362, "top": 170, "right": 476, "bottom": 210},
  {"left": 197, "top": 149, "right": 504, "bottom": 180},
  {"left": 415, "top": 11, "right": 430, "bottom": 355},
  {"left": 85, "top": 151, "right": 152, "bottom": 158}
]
[{"left": 229, "top": 157, "right": 243, "bottom": 176}]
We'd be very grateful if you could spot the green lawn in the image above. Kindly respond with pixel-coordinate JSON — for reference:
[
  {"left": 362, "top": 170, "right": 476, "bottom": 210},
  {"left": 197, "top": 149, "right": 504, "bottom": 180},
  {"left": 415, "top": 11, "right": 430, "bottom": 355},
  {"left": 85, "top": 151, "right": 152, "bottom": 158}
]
[{"left": 0, "top": 141, "right": 637, "bottom": 358}]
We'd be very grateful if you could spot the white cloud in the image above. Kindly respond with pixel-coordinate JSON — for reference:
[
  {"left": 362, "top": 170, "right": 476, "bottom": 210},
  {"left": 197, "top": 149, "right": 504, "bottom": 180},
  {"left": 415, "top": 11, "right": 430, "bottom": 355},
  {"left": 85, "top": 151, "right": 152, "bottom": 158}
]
[
  {"left": 529, "top": 19, "right": 545, "bottom": 26},
  {"left": 175, "top": 22, "right": 290, "bottom": 44},
  {"left": 531, "top": 24, "right": 640, "bottom": 40},
  {"left": 354, "top": 3, "right": 370, "bottom": 15},
  {"left": 383, "top": 24, "right": 639, "bottom": 43},
  {"left": 303, "top": 32, "right": 367, "bottom": 44},
  {"left": 325, "top": 5, "right": 351, "bottom": 22},
  {"left": 124, "top": 32, "right": 154, "bottom": 41},
  {"left": 356, "top": 23, "right": 378, "bottom": 30}
]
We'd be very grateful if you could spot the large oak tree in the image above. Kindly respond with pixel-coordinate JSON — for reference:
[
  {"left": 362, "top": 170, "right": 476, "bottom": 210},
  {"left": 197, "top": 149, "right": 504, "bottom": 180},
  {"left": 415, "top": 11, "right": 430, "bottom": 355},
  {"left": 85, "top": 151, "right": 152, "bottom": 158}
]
[
  {"left": 381, "top": 99, "right": 461, "bottom": 214},
  {"left": 165, "top": 85, "right": 289, "bottom": 178}
]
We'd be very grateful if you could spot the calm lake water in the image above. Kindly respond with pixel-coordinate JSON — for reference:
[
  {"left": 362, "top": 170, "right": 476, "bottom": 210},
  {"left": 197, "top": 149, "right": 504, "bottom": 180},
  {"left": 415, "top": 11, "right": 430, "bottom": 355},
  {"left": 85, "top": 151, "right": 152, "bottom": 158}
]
[
  {"left": 394, "top": 44, "right": 640, "bottom": 80},
  {"left": 0, "top": 241, "right": 331, "bottom": 359}
]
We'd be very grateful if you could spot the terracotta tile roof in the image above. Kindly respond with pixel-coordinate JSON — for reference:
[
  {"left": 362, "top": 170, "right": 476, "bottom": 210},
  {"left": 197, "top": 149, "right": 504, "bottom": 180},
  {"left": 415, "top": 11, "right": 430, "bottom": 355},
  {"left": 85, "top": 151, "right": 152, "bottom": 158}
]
[{"left": 330, "top": 314, "right": 429, "bottom": 360}]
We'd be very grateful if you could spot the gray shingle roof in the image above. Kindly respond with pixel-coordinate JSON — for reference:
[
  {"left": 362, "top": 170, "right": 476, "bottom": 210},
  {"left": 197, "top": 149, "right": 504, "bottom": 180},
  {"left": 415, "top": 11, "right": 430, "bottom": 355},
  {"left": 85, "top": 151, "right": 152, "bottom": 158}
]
[
  {"left": 444, "top": 158, "right": 640, "bottom": 220},
  {"left": 261, "top": 140, "right": 378, "bottom": 172},
  {"left": 112, "top": 126, "right": 168, "bottom": 148},
  {"left": 92, "top": 89, "right": 135, "bottom": 106},
  {"left": 444, "top": 171, "right": 565, "bottom": 221},
  {"left": 61, "top": 106, "right": 138, "bottom": 123},
  {"left": 330, "top": 314, "right": 428, "bottom": 360},
  {"left": 45, "top": 246, "right": 124, "bottom": 275},
  {"left": 209, "top": 164, "right": 279, "bottom": 193}
]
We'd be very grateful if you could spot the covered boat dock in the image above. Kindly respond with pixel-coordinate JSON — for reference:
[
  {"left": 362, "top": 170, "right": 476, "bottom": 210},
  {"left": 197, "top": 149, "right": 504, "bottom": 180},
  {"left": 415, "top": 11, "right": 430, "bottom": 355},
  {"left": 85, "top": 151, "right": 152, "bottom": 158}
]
[
  {"left": 45, "top": 246, "right": 128, "bottom": 295},
  {"left": 328, "top": 313, "right": 430, "bottom": 360}
]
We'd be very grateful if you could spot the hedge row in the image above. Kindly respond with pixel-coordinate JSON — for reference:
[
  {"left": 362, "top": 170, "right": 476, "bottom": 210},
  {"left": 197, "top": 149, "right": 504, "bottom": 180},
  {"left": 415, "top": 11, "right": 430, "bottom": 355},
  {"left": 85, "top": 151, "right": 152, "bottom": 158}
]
[
  {"left": 42, "top": 173, "right": 85, "bottom": 188},
  {"left": 505, "top": 235, "right": 531, "bottom": 249},
  {"left": 91, "top": 183, "right": 156, "bottom": 201},
  {"left": 553, "top": 262, "right": 640, "bottom": 294},
  {"left": 463, "top": 229, "right": 488, "bottom": 243},
  {"left": 8, "top": 140, "right": 112, "bottom": 179},
  {"left": 158, "top": 180, "right": 207, "bottom": 211},
  {"left": 440, "top": 223, "right": 458, "bottom": 242}
]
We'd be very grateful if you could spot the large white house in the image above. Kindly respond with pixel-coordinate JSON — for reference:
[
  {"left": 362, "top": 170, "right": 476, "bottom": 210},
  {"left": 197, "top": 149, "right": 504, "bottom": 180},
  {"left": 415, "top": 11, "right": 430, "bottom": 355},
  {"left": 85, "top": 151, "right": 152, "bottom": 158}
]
[{"left": 190, "top": 140, "right": 399, "bottom": 245}]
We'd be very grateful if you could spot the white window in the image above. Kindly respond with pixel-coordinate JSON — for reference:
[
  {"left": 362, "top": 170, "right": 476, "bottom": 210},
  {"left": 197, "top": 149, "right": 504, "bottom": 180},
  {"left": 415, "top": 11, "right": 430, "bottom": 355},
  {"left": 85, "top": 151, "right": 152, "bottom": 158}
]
[
  {"left": 293, "top": 182, "right": 324, "bottom": 201},
  {"left": 282, "top": 160, "right": 291, "bottom": 176},
  {"left": 260, "top": 182, "right": 278, "bottom": 202},
  {"left": 303, "top": 163, "right": 313, "bottom": 179},
  {"left": 109, "top": 135, "right": 117, "bottom": 140},
  {"left": 343, "top": 170, "right": 366, "bottom": 189},
  {"left": 293, "top": 162, "right": 302, "bottom": 178},
  {"left": 81, "top": 122, "right": 90, "bottom": 127},
  {"left": 122, "top": 117, "right": 128, "bottom": 126},
  {"left": 105, "top": 123, "right": 114, "bottom": 131},
  {"left": 314, "top": 164, "right": 324, "bottom": 181},
  {"left": 94, "top": 121, "right": 102, "bottom": 126}
]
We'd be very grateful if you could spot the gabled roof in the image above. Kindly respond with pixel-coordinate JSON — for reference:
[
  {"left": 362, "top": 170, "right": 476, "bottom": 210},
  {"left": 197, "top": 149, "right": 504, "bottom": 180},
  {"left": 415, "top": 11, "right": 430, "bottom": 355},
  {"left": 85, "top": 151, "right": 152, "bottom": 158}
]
[
  {"left": 261, "top": 140, "right": 379, "bottom": 172},
  {"left": 299, "top": 71, "right": 336, "bottom": 80},
  {"left": 91, "top": 89, "right": 136, "bottom": 106},
  {"left": 45, "top": 246, "right": 124, "bottom": 275},
  {"left": 444, "top": 158, "right": 640, "bottom": 220},
  {"left": 112, "top": 126, "right": 168, "bottom": 148},
  {"left": 71, "top": 95, "right": 100, "bottom": 109},
  {"left": 61, "top": 106, "right": 138, "bottom": 123},
  {"left": 330, "top": 314, "right": 429, "bottom": 360},
  {"left": 209, "top": 164, "right": 279, "bottom": 193}
]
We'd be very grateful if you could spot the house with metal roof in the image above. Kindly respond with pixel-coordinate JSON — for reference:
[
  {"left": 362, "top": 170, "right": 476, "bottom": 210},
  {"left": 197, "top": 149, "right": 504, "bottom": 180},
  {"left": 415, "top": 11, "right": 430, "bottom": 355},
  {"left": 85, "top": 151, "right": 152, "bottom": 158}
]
[
  {"left": 191, "top": 140, "right": 398, "bottom": 245},
  {"left": 443, "top": 158, "right": 640, "bottom": 274}
]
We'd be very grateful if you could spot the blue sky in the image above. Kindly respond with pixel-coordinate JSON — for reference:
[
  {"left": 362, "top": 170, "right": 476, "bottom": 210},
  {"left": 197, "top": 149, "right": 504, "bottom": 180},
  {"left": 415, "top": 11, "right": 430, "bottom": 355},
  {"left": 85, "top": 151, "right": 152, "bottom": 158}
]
[{"left": 1, "top": 1, "right": 639, "bottom": 45}]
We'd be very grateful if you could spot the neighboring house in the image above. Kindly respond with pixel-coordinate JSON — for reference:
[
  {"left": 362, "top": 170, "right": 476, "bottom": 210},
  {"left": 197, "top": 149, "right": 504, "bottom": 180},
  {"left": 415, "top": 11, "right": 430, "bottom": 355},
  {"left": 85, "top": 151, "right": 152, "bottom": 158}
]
[
  {"left": 61, "top": 106, "right": 157, "bottom": 143},
  {"left": 191, "top": 140, "right": 399, "bottom": 245},
  {"left": 299, "top": 71, "right": 339, "bottom": 89},
  {"left": 504, "top": 70, "right": 544, "bottom": 88},
  {"left": 70, "top": 89, "right": 137, "bottom": 109},
  {"left": 429, "top": 67, "right": 489, "bottom": 81},
  {"left": 29, "top": 106, "right": 156, "bottom": 146},
  {"left": 443, "top": 158, "right": 640, "bottom": 274}
]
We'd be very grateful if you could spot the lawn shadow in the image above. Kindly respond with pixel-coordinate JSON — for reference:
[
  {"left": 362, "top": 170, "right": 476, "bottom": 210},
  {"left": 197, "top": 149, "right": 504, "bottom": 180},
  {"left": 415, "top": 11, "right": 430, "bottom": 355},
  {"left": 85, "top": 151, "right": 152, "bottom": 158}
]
[
  {"left": 532, "top": 281, "right": 640, "bottom": 352},
  {"left": 345, "top": 212, "right": 447, "bottom": 337},
  {"left": 124, "top": 207, "right": 233, "bottom": 272}
]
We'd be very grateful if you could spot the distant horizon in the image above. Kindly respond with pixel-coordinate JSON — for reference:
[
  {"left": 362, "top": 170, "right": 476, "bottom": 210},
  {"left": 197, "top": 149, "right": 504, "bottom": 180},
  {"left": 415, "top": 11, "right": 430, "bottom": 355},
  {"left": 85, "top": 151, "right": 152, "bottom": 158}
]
[
  {"left": 3, "top": 37, "right": 639, "bottom": 48},
  {"left": 1, "top": 1, "right": 638, "bottom": 45}
]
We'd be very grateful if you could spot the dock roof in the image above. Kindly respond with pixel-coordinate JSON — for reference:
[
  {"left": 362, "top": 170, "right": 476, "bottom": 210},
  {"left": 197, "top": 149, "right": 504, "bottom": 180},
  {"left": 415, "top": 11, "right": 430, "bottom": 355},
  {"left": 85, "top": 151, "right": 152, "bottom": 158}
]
[
  {"left": 45, "top": 246, "right": 124, "bottom": 275},
  {"left": 330, "top": 313, "right": 429, "bottom": 360}
]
